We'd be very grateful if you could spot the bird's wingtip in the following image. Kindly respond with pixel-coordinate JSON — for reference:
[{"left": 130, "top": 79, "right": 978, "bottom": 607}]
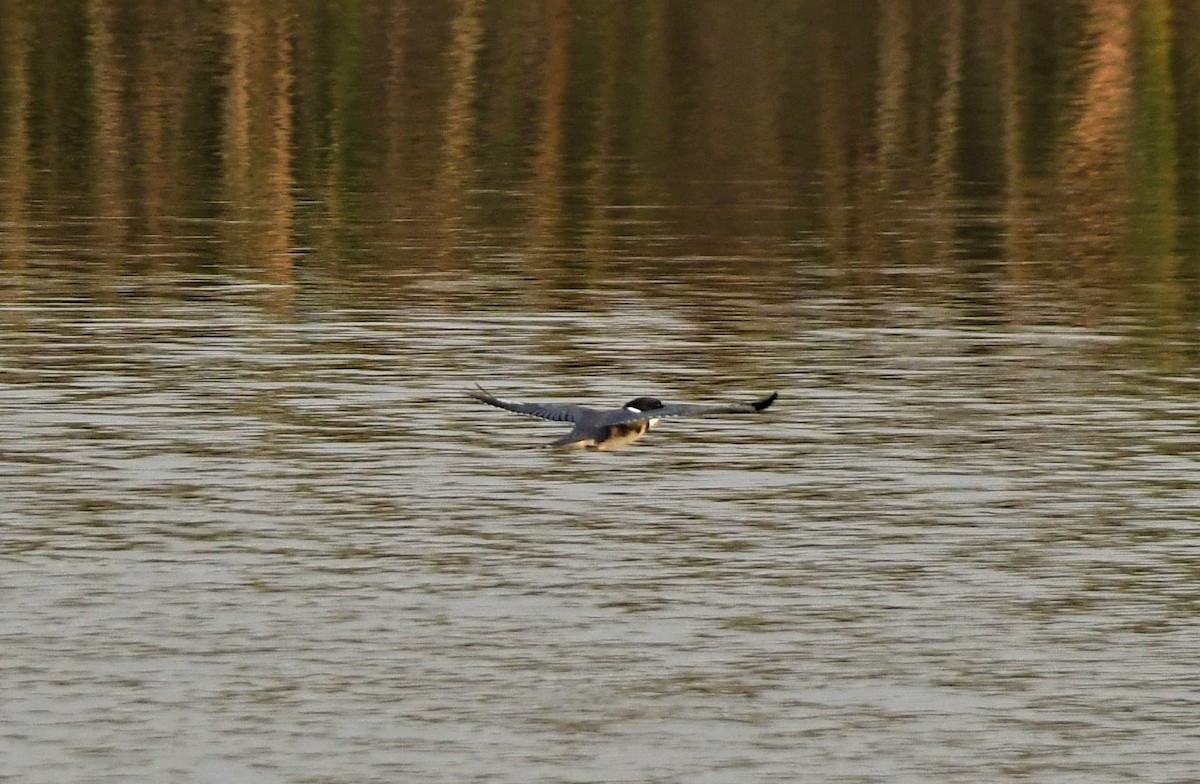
[{"left": 753, "top": 391, "right": 779, "bottom": 412}]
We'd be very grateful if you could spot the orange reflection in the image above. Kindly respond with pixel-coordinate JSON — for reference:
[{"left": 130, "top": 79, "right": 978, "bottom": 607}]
[
  {"left": 1062, "top": 0, "right": 1134, "bottom": 260},
  {"left": 432, "top": 0, "right": 483, "bottom": 264},
  {"left": 87, "top": 0, "right": 129, "bottom": 255},
  {"left": 223, "top": 0, "right": 295, "bottom": 292}
]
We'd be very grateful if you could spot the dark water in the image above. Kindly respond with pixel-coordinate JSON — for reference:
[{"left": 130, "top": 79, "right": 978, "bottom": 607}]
[{"left": 4, "top": 2, "right": 1200, "bottom": 783}]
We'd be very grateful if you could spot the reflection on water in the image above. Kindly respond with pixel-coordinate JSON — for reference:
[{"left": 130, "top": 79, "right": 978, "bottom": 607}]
[
  {"left": 3, "top": 2, "right": 1200, "bottom": 278},
  {"left": 3, "top": 2, "right": 1200, "bottom": 783}
]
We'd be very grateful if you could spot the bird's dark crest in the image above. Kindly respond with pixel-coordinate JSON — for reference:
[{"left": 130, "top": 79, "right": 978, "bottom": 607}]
[{"left": 623, "top": 396, "right": 664, "bottom": 412}]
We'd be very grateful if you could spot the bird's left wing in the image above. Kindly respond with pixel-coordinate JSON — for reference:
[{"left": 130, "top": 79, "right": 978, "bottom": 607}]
[{"left": 606, "top": 391, "right": 778, "bottom": 425}]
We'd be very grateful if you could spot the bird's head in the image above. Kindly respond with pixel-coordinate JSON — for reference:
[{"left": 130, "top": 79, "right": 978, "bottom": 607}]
[{"left": 623, "top": 396, "right": 664, "bottom": 413}]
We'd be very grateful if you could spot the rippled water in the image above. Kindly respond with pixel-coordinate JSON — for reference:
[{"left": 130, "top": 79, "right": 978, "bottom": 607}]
[
  {"left": 3, "top": 256, "right": 1199, "bottom": 783},
  {"left": 6, "top": 2, "right": 1200, "bottom": 778}
]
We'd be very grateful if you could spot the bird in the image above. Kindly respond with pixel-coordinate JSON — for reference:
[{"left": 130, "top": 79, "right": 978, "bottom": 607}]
[{"left": 467, "top": 386, "right": 778, "bottom": 450}]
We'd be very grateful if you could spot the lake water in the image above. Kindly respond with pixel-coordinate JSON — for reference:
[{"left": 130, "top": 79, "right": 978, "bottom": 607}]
[{"left": 3, "top": 3, "right": 1200, "bottom": 783}]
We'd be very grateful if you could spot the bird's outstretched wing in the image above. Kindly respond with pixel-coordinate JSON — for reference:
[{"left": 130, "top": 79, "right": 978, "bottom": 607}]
[
  {"left": 467, "top": 386, "right": 591, "bottom": 423},
  {"left": 606, "top": 391, "right": 778, "bottom": 426}
]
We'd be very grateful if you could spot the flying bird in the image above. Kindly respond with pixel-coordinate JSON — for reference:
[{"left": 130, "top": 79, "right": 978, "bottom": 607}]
[{"left": 467, "top": 386, "right": 778, "bottom": 450}]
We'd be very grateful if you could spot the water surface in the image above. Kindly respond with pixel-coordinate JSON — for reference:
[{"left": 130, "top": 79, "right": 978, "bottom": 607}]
[{"left": 4, "top": 2, "right": 1200, "bottom": 782}]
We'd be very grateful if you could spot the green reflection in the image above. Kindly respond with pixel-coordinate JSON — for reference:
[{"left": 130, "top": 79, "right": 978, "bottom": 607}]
[{"left": 1, "top": 0, "right": 1197, "bottom": 335}]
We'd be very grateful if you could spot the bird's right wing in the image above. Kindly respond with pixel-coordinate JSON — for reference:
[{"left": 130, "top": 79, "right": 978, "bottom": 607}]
[{"left": 468, "top": 386, "right": 590, "bottom": 423}]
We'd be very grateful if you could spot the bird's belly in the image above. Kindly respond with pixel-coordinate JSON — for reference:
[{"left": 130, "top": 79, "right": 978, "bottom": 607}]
[{"left": 590, "top": 421, "right": 650, "bottom": 451}]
